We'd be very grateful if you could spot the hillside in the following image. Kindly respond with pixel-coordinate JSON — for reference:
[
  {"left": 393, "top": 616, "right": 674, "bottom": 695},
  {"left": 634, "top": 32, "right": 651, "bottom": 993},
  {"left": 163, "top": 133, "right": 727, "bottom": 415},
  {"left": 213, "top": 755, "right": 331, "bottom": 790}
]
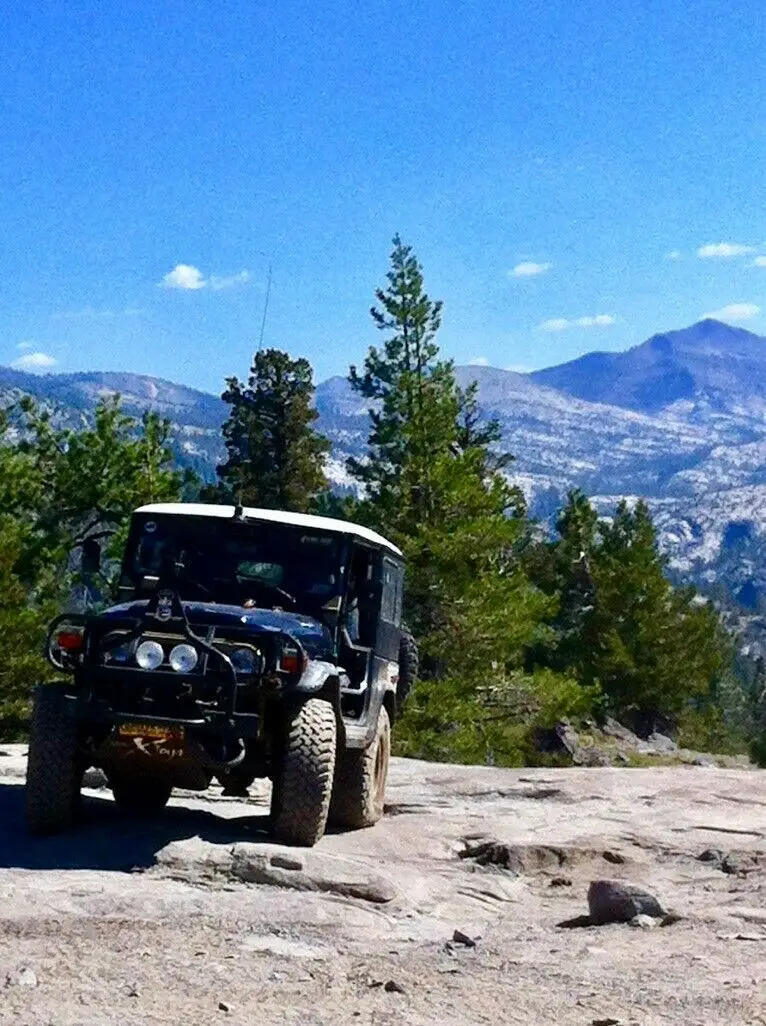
[{"left": 5, "top": 318, "right": 766, "bottom": 606}]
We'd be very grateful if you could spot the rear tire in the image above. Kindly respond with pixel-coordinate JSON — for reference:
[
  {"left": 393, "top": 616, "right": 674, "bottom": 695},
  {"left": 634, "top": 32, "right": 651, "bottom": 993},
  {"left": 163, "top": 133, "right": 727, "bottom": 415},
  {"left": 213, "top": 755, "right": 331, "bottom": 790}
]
[
  {"left": 109, "top": 769, "right": 173, "bottom": 814},
  {"left": 26, "top": 684, "right": 81, "bottom": 836},
  {"left": 398, "top": 628, "right": 419, "bottom": 706},
  {"left": 271, "top": 698, "right": 337, "bottom": 847},
  {"left": 329, "top": 705, "right": 390, "bottom": 830}
]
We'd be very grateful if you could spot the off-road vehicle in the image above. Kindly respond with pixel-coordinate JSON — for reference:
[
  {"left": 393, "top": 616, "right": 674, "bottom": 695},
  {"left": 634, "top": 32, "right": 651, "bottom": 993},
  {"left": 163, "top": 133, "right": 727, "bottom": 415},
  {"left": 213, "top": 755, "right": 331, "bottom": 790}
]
[{"left": 26, "top": 503, "right": 418, "bottom": 846}]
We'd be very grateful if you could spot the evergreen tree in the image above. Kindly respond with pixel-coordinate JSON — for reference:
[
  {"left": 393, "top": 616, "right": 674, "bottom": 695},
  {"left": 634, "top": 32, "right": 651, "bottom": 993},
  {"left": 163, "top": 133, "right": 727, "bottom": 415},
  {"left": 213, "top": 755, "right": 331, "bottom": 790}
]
[
  {"left": 533, "top": 492, "right": 732, "bottom": 732},
  {"left": 8, "top": 396, "right": 191, "bottom": 577},
  {"left": 214, "top": 348, "right": 330, "bottom": 512},
  {"left": 349, "top": 237, "right": 590, "bottom": 765}
]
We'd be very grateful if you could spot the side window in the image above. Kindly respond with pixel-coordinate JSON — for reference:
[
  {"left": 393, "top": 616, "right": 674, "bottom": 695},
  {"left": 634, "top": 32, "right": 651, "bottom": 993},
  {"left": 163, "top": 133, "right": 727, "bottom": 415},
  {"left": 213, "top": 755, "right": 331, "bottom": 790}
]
[{"left": 380, "top": 558, "right": 402, "bottom": 626}]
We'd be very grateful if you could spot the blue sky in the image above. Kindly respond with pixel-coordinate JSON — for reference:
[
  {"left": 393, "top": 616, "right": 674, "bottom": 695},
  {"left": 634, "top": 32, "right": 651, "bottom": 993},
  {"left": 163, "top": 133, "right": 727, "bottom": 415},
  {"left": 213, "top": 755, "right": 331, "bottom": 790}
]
[{"left": 1, "top": 0, "right": 765, "bottom": 393}]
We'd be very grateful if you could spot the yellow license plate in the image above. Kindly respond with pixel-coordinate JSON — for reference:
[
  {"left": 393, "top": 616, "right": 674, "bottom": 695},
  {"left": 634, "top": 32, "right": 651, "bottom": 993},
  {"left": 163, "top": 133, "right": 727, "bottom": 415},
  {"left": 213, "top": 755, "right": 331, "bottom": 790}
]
[{"left": 119, "top": 722, "right": 184, "bottom": 741}]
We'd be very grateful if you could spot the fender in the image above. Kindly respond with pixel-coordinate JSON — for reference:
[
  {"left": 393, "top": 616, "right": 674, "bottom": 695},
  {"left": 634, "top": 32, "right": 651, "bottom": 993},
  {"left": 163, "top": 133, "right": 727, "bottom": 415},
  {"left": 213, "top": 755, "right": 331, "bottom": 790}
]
[{"left": 294, "top": 659, "right": 342, "bottom": 696}]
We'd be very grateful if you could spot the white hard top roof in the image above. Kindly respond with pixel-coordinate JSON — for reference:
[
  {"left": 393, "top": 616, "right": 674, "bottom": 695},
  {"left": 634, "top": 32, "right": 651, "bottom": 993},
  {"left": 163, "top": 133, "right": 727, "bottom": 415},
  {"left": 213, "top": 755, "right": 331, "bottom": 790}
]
[{"left": 134, "top": 503, "right": 403, "bottom": 557}]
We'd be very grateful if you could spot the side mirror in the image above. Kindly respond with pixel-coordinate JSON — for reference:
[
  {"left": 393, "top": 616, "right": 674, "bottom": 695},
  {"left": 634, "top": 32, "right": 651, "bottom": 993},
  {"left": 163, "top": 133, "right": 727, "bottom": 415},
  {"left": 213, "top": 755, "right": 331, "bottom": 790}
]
[{"left": 80, "top": 538, "right": 101, "bottom": 576}]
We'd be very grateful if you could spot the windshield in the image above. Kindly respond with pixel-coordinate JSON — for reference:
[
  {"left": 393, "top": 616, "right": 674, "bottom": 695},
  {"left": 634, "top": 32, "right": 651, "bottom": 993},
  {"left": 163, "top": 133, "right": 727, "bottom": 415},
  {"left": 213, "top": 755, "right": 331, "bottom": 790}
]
[{"left": 121, "top": 514, "right": 344, "bottom": 610}]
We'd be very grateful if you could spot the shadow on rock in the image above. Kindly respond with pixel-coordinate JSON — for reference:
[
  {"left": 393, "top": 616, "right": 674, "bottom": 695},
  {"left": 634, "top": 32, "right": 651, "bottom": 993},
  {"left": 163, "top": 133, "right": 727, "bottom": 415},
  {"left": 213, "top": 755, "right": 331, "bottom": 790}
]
[{"left": 0, "top": 783, "right": 271, "bottom": 873}]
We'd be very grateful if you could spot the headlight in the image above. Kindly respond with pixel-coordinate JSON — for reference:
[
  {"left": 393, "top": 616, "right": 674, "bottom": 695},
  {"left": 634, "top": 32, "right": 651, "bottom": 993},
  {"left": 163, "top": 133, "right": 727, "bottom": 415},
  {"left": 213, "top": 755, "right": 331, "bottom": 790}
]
[
  {"left": 136, "top": 640, "right": 164, "bottom": 670},
  {"left": 169, "top": 643, "right": 199, "bottom": 673},
  {"left": 230, "top": 647, "right": 260, "bottom": 674}
]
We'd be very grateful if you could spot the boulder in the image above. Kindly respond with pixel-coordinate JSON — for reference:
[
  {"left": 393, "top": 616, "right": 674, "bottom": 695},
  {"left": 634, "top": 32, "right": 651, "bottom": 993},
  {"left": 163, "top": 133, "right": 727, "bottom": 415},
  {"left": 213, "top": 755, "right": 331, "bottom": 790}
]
[{"left": 587, "top": 880, "right": 666, "bottom": 925}]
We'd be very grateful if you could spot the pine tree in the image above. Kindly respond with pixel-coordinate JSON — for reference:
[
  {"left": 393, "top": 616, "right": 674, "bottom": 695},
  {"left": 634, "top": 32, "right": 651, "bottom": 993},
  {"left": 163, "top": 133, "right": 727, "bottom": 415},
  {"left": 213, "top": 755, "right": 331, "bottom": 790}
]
[
  {"left": 349, "top": 237, "right": 590, "bottom": 765},
  {"left": 214, "top": 348, "right": 330, "bottom": 513},
  {"left": 536, "top": 493, "right": 732, "bottom": 732}
]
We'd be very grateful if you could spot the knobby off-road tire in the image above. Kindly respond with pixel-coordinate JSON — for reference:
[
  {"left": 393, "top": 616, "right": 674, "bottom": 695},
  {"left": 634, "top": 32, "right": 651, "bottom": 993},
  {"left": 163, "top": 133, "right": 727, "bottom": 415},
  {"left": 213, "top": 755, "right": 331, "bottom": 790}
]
[
  {"left": 26, "top": 684, "right": 81, "bottom": 836},
  {"left": 109, "top": 769, "right": 173, "bottom": 815},
  {"left": 328, "top": 704, "right": 390, "bottom": 830},
  {"left": 271, "top": 697, "right": 337, "bottom": 847},
  {"left": 398, "top": 627, "right": 419, "bottom": 707}
]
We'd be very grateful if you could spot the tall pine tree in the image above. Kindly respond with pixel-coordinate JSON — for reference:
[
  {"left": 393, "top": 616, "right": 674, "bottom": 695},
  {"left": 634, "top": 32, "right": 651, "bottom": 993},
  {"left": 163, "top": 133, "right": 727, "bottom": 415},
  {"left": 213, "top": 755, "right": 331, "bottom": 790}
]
[
  {"left": 349, "top": 237, "right": 588, "bottom": 766},
  {"left": 214, "top": 348, "right": 330, "bottom": 512}
]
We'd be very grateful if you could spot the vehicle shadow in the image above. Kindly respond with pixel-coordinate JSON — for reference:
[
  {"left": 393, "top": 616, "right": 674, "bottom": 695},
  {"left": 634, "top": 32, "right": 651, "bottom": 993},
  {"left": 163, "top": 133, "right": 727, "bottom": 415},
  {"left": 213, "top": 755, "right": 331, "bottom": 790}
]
[{"left": 0, "top": 782, "right": 273, "bottom": 873}]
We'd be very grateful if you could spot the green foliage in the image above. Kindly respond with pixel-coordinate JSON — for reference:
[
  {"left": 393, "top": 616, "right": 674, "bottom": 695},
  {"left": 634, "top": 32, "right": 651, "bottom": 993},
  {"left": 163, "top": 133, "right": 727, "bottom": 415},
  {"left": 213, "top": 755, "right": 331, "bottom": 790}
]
[
  {"left": 0, "top": 517, "right": 58, "bottom": 737},
  {"left": 5, "top": 396, "right": 191, "bottom": 574},
  {"left": 349, "top": 237, "right": 590, "bottom": 761},
  {"left": 213, "top": 348, "right": 330, "bottom": 512},
  {"left": 0, "top": 396, "right": 192, "bottom": 736},
  {"left": 528, "top": 490, "right": 734, "bottom": 732}
]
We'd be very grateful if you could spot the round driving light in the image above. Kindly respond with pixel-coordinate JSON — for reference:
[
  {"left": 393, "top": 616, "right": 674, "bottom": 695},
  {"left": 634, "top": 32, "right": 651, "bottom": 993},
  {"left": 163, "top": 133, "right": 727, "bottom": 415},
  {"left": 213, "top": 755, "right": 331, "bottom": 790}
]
[
  {"left": 230, "top": 647, "right": 257, "bottom": 674},
  {"left": 169, "top": 643, "right": 199, "bottom": 673},
  {"left": 136, "top": 640, "right": 164, "bottom": 670}
]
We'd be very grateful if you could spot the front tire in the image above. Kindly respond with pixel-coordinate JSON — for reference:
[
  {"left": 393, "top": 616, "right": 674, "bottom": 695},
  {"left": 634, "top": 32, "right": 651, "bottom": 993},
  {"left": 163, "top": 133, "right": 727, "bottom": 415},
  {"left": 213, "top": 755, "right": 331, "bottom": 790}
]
[
  {"left": 329, "top": 704, "right": 390, "bottom": 830},
  {"left": 26, "top": 684, "right": 81, "bottom": 836},
  {"left": 271, "top": 698, "right": 337, "bottom": 847}
]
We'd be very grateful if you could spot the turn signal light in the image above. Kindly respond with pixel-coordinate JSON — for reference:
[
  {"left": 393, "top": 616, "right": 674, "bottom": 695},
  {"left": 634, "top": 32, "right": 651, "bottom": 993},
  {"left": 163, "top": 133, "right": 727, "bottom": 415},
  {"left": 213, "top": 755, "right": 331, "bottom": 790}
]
[
  {"left": 56, "top": 630, "right": 84, "bottom": 652},
  {"left": 280, "top": 645, "right": 304, "bottom": 675}
]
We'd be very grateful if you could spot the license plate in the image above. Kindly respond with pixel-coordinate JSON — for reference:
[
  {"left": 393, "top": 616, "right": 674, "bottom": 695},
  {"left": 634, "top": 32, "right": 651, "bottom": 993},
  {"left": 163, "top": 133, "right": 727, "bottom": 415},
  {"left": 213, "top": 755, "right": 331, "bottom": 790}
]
[{"left": 119, "top": 722, "right": 184, "bottom": 742}]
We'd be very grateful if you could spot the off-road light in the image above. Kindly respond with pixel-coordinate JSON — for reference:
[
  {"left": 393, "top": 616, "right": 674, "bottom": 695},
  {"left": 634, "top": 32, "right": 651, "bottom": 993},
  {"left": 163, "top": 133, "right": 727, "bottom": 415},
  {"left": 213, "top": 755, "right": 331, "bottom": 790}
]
[
  {"left": 230, "top": 647, "right": 258, "bottom": 674},
  {"left": 136, "top": 640, "right": 164, "bottom": 670},
  {"left": 169, "top": 643, "right": 198, "bottom": 673}
]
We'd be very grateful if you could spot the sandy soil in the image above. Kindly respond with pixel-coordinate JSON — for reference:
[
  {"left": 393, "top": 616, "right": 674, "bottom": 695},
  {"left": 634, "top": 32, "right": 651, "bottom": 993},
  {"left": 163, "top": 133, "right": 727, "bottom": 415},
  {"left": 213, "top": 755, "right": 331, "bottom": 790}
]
[{"left": 1, "top": 747, "right": 765, "bottom": 1025}]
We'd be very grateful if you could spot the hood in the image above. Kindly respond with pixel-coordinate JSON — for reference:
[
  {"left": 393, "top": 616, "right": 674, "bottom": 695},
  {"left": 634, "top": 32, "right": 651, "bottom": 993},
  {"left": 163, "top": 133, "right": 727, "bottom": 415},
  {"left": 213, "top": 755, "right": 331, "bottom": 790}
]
[{"left": 101, "top": 599, "right": 334, "bottom": 659}]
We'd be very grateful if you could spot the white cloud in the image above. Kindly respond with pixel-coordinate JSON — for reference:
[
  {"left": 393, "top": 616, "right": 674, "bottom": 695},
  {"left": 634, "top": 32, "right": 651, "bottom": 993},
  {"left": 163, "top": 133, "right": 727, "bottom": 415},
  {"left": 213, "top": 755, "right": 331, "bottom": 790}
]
[
  {"left": 510, "top": 261, "right": 551, "bottom": 279},
  {"left": 468, "top": 356, "right": 490, "bottom": 366},
  {"left": 16, "top": 341, "right": 35, "bottom": 352},
  {"left": 160, "top": 264, "right": 251, "bottom": 291},
  {"left": 161, "top": 264, "right": 206, "bottom": 290},
  {"left": 697, "top": 242, "right": 755, "bottom": 259},
  {"left": 665, "top": 250, "right": 682, "bottom": 261},
  {"left": 703, "top": 302, "right": 760, "bottom": 322},
  {"left": 539, "top": 317, "right": 571, "bottom": 332},
  {"left": 209, "top": 270, "right": 251, "bottom": 291},
  {"left": 754, "top": 256, "right": 766, "bottom": 267},
  {"left": 11, "top": 351, "right": 58, "bottom": 371},
  {"left": 504, "top": 363, "right": 532, "bottom": 373},
  {"left": 539, "top": 314, "right": 615, "bottom": 332}
]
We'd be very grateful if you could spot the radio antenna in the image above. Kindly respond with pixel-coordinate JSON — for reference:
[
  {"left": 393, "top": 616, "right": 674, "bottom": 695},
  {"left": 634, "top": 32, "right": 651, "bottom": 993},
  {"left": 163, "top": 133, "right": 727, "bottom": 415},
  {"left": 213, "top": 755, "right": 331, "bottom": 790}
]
[{"left": 256, "top": 261, "right": 273, "bottom": 352}]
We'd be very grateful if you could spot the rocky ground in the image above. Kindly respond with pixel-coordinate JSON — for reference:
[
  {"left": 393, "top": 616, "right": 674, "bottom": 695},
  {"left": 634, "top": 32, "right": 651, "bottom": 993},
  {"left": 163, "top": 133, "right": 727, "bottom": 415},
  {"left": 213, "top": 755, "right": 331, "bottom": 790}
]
[{"left": 1, "top": 748, "right": 766, "bottom": 1025}]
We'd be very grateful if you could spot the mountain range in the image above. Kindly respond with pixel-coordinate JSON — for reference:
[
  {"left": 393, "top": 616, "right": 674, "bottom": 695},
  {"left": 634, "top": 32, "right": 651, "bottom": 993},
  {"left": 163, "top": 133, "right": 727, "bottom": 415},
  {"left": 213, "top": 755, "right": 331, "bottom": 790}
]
[{"left": 4, "top": 318, "right": 766, "bottom": 611}]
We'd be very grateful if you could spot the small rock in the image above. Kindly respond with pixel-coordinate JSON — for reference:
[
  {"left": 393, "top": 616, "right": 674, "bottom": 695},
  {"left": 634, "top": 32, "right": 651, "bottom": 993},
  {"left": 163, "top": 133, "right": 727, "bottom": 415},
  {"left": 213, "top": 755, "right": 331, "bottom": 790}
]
[
  {"left": 722, "top": 853, "right": 757, "bottom": 876},
  {"left": 128, "top": 985, "right": 140, "bottom": 998},
  {"left": 8, "top": 968, "right": 39, "bottom": 989},
  {"left": 616, "top": 750, "right": 630, "bottom": 764},
  {"left": 602, "top": 850, "right": 626, "bottom": 865},
  {"left": 629, "top": 914, "right": 661, "bottom": 929},
  {"left": 269, "top": 853, "right": 304, "bottom": 871},
  {"left": 698, "top": 848, "right": 724, "bottom": 864},
  {"left": 648, "top": 732, "right": 677, "bottom": 754},
  {"left": 218, "top": 1001, "right": 231, "bottom": 1012},
  {"left": 588, "top": 881, "right": 666, "bottom": 925},
  {"left": 550, "top": 876, "right": 572, "bottom": 888},
  {"left": 452, "top": 929, "right": 476, "bottom": 948},
  {"left": 384, "top": 980, "right": 406, "bottom": 994},
  {"left": 592, "top": 1019, "right": 621, "bottom": 1026}
]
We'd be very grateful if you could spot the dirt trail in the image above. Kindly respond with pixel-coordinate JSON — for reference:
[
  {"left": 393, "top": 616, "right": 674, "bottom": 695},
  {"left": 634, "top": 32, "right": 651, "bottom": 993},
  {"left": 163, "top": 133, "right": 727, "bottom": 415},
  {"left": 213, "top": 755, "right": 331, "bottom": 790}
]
[{"left": 1, "top": 747, "right": 765, "bottom": 1025}]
